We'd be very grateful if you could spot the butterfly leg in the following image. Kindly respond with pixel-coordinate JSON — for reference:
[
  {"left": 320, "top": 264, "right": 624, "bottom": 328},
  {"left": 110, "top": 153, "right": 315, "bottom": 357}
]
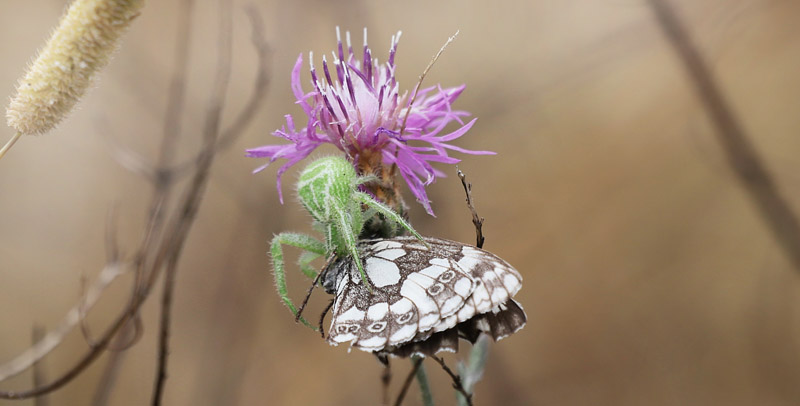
[
  {"left": 270, "top": 232, "right": 327, "bottom": 329},
  {"left": 318, "top": 298, "right": 334, "bottom": 338}
]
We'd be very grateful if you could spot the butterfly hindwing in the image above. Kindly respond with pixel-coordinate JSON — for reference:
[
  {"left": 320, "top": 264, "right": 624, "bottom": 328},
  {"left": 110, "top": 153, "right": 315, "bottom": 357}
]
[
  {"left": 455, "top": 245, "right": 522, "bottom": 316},
  {"left": 402, "top": 240, "right": 524, "bottom": 341}
]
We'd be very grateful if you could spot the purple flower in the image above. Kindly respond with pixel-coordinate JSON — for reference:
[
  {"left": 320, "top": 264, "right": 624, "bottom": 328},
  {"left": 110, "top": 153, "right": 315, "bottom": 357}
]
[{"left": 247, "top": 28, "right": 493, "bottom": 215}]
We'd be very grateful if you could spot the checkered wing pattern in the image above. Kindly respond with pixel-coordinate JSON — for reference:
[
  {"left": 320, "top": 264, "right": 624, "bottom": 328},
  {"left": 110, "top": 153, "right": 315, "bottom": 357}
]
[{"left": 326, "top": 237, "right": 524, "bottom": 353}]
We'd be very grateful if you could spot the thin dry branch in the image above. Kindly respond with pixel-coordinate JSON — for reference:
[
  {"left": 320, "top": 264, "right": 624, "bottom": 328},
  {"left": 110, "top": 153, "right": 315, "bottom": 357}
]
[
  {"left": 648, "top": 0, "right": 800, "bottom": 271},
  {"left": 457, "top": 168, "right": 484, "bottom": 249},
  {"left": 157, "top": 0, "right": 195, "bottom": 168},
  {"left": 152, "top": 0, "right": 234, "bottom": 403},
  {"left": 142, "top": 0, "right": 198, "bottom": 263},
  {"left": 0, "top": 263, "right": 128, "bottom": 383},
  {"left": 31, "top": 326, "right": 48, "bottom": 406},
  {"left": 78, "top": 276, "right": 99, "bottom": 348},
  {"left": 0, "top": 91, "right": 224, "bottom": 399},
  {"left": 90, "top": 320, "right": 137, "bottom": 406},
  {"left": 431, "top": 356, "right": 472, "bottom": 406},
  {"left": 85, "top": 209, "right": 129, "bottom": 406},
  {"left": 398, "top": 31, "right": 459, "bottom": 137},
  {"left": 0, "top": 3, "right": 269, "bottom": 400},
  {"left": 107, "top": 4, "right": 271, "bottom": 187},
  {"left": 215, "top": 4, "right": 271, "bottom": 151},
  {"left": 391, "top": 31, "right": 459, "bottom": 179},
  {"left": 0, "top": 264, "right": 136, "bottom": 399},
  {"left": 381, "top": 356, "right": 392, "bottom": 406},
  {"left": 393, "top": 357, "right": 424, "bottom": 406}
]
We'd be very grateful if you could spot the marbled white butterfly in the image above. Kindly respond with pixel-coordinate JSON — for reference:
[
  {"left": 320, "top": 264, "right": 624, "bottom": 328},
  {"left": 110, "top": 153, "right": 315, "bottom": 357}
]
[{"left": 323, "top": 236, "right": 526, "bottom": 357}]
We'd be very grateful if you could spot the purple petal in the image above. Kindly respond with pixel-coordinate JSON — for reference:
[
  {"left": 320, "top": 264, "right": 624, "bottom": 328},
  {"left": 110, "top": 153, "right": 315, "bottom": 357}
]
[
  {"left": 440, "top": 144, "right": 496, "bottom": 155},
  {"left": 435, "top": 118, "right": 477, "bottom": 142},
  {"left": 383, "top": 149, "right": 435, "bottom": 216},
  {"left": 291, "top": 54, "right": 313, "bottom": 115},
  {"left": 346, "top": 62, "right": 375, "bottom": 93},
  {"left": 245, "top": 144, "right": 297, "bottom": 160},
  {"left": 274, "top": 145, "right": 317, "bottom": 203}
]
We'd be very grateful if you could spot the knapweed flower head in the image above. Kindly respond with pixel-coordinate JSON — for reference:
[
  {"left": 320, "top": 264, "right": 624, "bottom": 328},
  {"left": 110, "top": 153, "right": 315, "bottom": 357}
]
[{"left": 247, "top": 28, "right": 492, "bottom": 215}]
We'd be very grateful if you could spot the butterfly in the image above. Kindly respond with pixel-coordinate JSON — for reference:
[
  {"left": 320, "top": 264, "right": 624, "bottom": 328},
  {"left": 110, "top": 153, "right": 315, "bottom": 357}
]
[{"left": 321, "top": 236, "right": 526, "bottom": 357}]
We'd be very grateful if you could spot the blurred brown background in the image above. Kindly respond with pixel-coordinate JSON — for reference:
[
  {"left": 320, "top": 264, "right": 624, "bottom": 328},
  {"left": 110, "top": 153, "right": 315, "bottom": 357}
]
[{"left": 2, "top": 0, "right": 800, "bottom": 405}]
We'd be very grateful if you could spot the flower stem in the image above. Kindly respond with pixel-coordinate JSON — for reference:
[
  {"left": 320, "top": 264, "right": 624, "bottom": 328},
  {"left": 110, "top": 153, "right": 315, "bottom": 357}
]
[
  {"left": 413, "top": 356, "right": 435, "bottom": 406},
  {"left": 0, "top": 132, "right": 22, "bottom": 161},
  {"left": 457, "top": 335, "right": 490, "bottom": 406}
]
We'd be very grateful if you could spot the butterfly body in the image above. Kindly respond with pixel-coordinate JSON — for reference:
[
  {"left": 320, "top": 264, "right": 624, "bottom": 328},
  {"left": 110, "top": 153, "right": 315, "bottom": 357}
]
[{"left": 324, "top": 236, "right": 526, "bottom": 356}]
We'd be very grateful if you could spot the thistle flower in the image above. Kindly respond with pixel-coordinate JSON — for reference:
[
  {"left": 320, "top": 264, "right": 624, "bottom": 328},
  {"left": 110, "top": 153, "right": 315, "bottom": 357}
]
[
  {"left": 2, "top": 0, "right": 143, "bottom": 159},
  {"left": 247, "top": 28, "right": 493, "bottom": 215}
]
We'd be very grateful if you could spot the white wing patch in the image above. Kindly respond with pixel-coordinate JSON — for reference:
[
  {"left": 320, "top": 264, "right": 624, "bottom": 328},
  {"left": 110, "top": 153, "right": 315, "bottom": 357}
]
[
  {"left": 388, "top": 298, "right": 418, "bottom": 344},
  {"left": 371, "top": 240, "right": 403, "bottom": 251},
  {"left": 400, "top": 278, "right": 440, "bottom": 330},
  {"left": 419, "top": 263, "right": 447, "bottom": 279},
  {"left": 453, "top": 277, "right": 472, "bottom": 297},
  {"left": 338, "top": 306, "right": 365, "bottom": 322},
  {"left": 365, "top": 257, "right": 401, "bottom": 287},
  {"left": 367, "top": 302, "right": 389, "bottom": 320},
  {"left": 376, "top": 248, "right": 406, "bottom": 261}
]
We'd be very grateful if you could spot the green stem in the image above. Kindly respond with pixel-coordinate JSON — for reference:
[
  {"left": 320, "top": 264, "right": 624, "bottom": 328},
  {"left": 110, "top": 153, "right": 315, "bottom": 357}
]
[
  {"left": 413, "top": 356, "right": 435, "bottom": 406},
  {"left": 457, "top": 335, "right": 490, "bottom": 406}
]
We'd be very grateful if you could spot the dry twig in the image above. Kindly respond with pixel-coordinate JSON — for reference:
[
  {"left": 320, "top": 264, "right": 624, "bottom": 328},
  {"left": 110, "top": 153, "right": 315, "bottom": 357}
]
[
  {"left": 431, "top": 356, "right": 472, "bottom": 406},
  {"left": 152, "top": 0, "right": 234, "bottom": 402},
  {"left": 393, "top": 357, "right": 424, "bottom": 406},
  {"left": 648, "top": 0, "right": 800, "bottom": 271},
  {"left": 0, "top": 263, "right": 128, "bottom": 384},
  {"left": 0, "top": 2, "right": 269, "bottom": 400},
  {"left": 31, "top": 326, "right": 48, "bottom": 406},
  {"left": 457, "top": 168, "right": 484, "bottom": 249}
]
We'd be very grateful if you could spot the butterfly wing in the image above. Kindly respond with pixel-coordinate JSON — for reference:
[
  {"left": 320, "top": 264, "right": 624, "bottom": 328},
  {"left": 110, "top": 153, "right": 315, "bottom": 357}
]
[
  {"left": 327, "top": 238, "right": 475, "bottom": 351},
  {"left": 326, "top": 237, "right": 524, "bottom": 354},
  {"left": 447, "top": 243, "right": 523, "bottom": 326}
]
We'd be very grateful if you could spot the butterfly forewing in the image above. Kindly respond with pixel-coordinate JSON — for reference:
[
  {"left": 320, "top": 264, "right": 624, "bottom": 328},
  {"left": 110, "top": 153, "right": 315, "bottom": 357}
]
[{"left": 326, "top": 237, "right": 524, "bottom": 353}]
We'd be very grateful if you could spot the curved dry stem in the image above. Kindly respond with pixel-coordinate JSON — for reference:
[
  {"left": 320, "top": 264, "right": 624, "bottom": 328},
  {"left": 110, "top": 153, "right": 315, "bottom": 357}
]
[
  {"left": 152, "top": 0, "right": 234, "bottom": 402},
  {"left": 0, "top": 263, "right": 128, "bottom": 382},
  {"left": 105, "top": 4, "right": 271, "bottom": 189},
  {"left": 649, "top": 0, "right": 800, "bottom": 272},
  {"left": 393, "top": 357, "right": 424, "bottom": 406},
  {"left": 0, "top": 3, "right": 265, "bottom": 401},
  {"left": 457, "top": 168, "right": 485, "bottom": 249},
  {"left": 431, "top": 356, "right": 471, "bottom": 406},
  {"left": 214, "top": 4, "right": 271, "bottom": 150}
]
